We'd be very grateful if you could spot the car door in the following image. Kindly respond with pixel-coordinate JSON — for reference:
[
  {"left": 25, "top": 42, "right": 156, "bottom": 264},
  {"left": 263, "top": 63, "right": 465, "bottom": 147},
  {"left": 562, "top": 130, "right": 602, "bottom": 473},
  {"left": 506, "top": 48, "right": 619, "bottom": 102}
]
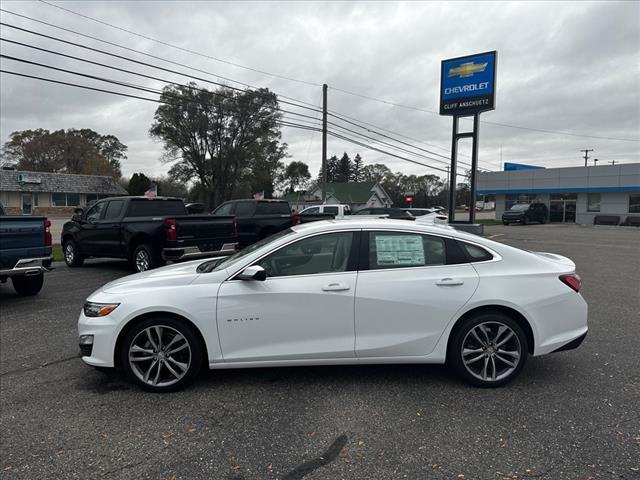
[
  {"left": 216, "top": 230, "right": 359, "bottom": 362},
  {"left": 94, "top": 199, "right": 125, "bottom": 257},
  {"left": 354, "top": 230, "right": 480, "bottom": 358},
  {"left": 76, "top": 201, "right": 106, "bottom": 255}
]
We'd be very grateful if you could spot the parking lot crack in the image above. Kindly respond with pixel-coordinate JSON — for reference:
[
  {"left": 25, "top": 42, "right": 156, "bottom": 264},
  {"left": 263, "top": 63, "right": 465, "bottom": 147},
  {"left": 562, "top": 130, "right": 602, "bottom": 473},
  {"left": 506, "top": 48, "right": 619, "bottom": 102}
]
[
  {"left": 281, "top": 434, "right": 348, "bottom": 480},
  {"left": 0, "top": 354, "right": 78, "bottom": 377}
]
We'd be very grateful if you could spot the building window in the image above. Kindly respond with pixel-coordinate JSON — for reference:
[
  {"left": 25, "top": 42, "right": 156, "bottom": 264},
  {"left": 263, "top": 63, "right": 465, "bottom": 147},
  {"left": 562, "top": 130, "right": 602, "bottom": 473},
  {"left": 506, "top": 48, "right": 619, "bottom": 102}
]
[
  {"left": 587, "top": 193, "right": 601, "bottom": 212},
  {"left": 550, "top": 193, "right": 578, "bottom": 200},
  {"left": 630, "top": 194, "right": 640, "bottom": 213},
  {"left": 52, "top": 192, "right": 81, "bottom": 207}
]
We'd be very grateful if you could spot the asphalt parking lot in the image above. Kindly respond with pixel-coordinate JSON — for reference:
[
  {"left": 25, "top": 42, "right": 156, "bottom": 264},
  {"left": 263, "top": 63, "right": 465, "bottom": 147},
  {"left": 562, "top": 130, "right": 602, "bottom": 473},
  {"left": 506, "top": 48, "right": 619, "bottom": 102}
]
[{"left": 1, "top": 224, "right": 639, "bottom": 480}]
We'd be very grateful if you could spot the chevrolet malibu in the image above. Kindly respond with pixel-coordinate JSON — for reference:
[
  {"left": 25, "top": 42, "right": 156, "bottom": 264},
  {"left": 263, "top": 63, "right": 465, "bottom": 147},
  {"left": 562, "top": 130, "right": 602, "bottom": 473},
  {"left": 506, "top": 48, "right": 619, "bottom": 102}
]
[{"left": 78, "top": 219, "right": 588, "bottom": 392}]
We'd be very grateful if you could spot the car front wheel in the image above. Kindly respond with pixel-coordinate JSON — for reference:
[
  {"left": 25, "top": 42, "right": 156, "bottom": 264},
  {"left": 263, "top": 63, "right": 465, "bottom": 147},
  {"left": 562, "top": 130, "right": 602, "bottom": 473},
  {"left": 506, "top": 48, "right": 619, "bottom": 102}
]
[
  {"left": 120, "top": 317, "right": 203, "bottom": 392},
  {"left": 450, "top": 312, "right": 528, "bottom": 387}
]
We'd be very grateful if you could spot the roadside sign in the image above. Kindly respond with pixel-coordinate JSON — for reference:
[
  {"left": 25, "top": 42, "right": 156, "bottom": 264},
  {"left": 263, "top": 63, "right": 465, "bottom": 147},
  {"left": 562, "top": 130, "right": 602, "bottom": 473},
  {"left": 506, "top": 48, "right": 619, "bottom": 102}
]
[{"left": 440, "top": 51, "right": 496, "bottom": 116}]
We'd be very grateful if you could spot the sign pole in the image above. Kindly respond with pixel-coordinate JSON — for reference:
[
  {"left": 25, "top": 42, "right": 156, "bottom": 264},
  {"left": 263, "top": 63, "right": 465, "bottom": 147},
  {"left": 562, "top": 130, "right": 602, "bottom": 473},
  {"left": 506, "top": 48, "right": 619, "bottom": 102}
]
[
  {"left": 469, "top": 113, "right": 480, "bottom": 224},
  {"left": 448, "top": 116, "right": 459, "bottom": 222}
]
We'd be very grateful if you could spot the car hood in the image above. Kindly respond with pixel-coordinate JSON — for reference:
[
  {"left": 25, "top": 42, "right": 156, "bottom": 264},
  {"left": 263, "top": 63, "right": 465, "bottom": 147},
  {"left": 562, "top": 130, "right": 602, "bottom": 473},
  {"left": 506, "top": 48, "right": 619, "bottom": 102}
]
[{"left": 99, "top": 260, "right": 219, "bottom": 294}]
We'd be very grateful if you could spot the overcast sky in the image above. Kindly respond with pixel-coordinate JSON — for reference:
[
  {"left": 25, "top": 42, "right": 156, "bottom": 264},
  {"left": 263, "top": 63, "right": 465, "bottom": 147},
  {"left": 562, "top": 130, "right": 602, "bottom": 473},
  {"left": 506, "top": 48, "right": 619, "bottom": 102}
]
[{"left": 1, "top": 1, "right": 638, "bottom": 181}]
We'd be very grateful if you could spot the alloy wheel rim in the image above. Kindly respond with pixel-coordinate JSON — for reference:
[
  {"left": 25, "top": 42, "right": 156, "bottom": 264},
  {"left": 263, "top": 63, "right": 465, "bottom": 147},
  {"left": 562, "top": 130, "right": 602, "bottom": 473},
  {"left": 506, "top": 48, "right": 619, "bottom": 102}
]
[
  {"left": 461, "top": 321, "right": 522, "bottom": 382},
  {"left": 65, "top": 244, "right": 74, "bottom": 263},
  {"left": 135, "top": 250, "right": 150, "bottom": 272},
  {"left": 128, "top": 325, "right": 191, "bottom": 387}
]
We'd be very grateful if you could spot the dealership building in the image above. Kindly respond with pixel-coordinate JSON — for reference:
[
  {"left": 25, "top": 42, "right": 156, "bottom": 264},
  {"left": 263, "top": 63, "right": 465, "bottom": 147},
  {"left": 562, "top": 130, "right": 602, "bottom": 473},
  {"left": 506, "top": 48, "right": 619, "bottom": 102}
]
[{"left": 477, "top": 162, "right": 640, "bottom": 224}]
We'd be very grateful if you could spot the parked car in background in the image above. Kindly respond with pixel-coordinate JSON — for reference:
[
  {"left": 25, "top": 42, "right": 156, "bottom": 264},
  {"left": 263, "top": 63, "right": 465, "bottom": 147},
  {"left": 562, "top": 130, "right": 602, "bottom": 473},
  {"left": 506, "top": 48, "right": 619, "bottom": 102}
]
[
  {"left": 212, "top": 199, "right": 331, "bottom": 248},
  {"left": 502, "top": 203, "right": 549, "bottom": 225},
  {"left": 299, "top": 204, "right": 352, "bottom": 219},
  {"left": 0, "top": 202, "right": 53, "bottom": 296},
  {"left": 353, "top": 207, "right": 415, "bottom": 220},
  {"left": 62, "top": 196, "right": 237, "bottom": 273},
  {"left": 78, "top": 218, "right": 588, "bottom": 392}
]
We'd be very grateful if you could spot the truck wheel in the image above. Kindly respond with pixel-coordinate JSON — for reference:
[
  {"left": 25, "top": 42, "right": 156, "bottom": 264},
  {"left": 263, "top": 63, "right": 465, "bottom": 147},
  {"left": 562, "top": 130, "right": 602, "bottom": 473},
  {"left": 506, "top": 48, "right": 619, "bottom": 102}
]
[
  {"left": 132, "top": 244, "right": 163, "bottom": 273},
  {"left": 63, "top": 240, "right": 84, "bottom": 267},
  {"left": 12, "top": 274, "right": 44, "bottom": 296}
]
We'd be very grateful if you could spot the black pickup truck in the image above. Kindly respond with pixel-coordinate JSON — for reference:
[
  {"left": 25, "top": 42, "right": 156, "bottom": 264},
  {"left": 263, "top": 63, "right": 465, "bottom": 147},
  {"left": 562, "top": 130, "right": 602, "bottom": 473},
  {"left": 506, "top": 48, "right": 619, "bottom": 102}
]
[
  {"left": 0, "top": 202, "right": 53, "bottom": 296},
  {"left": 61, "top": 196, "right": 237, "bottom": 272},
  {"left": 212, "top": 199, "right": 331, "bottom": 248}
]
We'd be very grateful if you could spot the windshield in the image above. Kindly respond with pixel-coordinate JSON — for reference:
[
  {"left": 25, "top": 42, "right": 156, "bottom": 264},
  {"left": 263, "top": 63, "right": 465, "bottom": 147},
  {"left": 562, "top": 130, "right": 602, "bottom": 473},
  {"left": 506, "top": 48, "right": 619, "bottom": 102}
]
[
  {"left": 197, "top": 228, "right": 295, "bottom": 273},
  {"left": 509, "top": 204, "right": 530, "bottom": 211}
]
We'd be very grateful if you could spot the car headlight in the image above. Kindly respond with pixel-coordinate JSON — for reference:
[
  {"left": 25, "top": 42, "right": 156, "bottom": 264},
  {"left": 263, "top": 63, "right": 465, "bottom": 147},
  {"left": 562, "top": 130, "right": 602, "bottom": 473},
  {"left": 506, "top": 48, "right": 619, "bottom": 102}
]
[{"left": 84, "top": 302, "right": 120, "bottom": 317}]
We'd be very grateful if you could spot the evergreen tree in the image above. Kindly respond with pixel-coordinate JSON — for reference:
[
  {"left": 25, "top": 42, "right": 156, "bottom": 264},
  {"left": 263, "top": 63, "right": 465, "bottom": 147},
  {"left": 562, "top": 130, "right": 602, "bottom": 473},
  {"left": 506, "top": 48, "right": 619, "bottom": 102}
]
[{"left": 351, "top": 153, "right": 363, "bottom": 182}]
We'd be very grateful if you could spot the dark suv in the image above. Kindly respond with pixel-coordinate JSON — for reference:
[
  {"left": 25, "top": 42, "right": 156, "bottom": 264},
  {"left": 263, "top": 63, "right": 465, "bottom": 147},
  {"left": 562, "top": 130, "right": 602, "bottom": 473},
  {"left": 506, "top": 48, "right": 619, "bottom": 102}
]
[{"left": 502, "top": 203, "right": 548, "bottom": 225}]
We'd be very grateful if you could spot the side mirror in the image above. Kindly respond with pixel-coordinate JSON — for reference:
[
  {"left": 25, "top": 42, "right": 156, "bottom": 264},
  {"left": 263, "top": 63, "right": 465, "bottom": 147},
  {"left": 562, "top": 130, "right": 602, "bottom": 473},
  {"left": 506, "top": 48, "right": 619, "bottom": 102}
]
[
  {"left": 237, "top": 265, "right": 267, "bottom": 281},
  {"left": 74, "top": 207, "right": 84, "bottom": 215},
  {"left": 72, "top": 213, "right": 82, "bottom": 223}
]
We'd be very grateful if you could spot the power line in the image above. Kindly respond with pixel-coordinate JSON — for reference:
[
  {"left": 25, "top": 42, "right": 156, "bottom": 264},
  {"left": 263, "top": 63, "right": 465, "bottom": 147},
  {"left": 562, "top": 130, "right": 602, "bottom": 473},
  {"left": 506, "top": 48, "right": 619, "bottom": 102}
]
[
  {"left": 37, "top": 0, "right": 322, "bottom": 88},
  {"left": 0, "top": 69, "right": 320, "bottom": 135},
  {"left": 0, "top": 38, "right": 322, "bottom": 123},
  {"left": 327, "top": 130, "right": 448, "bottom": 174},
  {"left": 17, "top": 5, "right": 639, "bottom": 143},
  {"left": 0, "top": 22, "right": 323, "bottom": 115},
  {"left": 0, "top": 9, "right": 321, "bottom": 110}
]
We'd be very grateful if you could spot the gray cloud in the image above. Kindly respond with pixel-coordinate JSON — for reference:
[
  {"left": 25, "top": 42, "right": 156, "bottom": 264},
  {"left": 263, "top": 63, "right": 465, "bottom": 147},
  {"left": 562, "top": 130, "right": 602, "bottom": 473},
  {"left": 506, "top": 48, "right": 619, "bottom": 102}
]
[{"left": 1, "top": 0, "right": 638, "bottom": 182}]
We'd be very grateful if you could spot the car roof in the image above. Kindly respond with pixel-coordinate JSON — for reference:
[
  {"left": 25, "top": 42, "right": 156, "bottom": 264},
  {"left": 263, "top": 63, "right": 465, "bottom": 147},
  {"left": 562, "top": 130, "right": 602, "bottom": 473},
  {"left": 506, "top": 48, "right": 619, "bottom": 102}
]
[{"left": 291, "top": 218, "right": 463, "bottom": 236}]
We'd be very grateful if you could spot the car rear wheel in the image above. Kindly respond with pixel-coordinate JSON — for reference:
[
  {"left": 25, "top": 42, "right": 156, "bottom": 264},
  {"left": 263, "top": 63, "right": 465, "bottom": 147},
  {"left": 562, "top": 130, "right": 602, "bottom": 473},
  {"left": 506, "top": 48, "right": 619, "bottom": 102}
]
[
  {"left": 502, "top": 221, "right": 509, "bottom": 226},
  {"left": 12, "top": 273, "right": 44, "bottom": 296},
  {"left": 450, "top": 312, "right": 528, "bottom": 387},
  {"left": 120, "top": 317, "right": 203, "bottom": 392},
  {"left": 132, "top": 244, "right": 164, "bottom": 273},
  {"left": 63, "top": 239, "right": 84, "bottom": 267}
]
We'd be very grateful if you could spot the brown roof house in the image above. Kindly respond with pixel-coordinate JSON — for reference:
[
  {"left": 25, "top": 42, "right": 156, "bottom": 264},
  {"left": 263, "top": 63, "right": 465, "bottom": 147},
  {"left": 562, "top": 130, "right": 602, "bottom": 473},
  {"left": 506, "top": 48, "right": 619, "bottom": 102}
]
[{"left": 0, "top": 168, "right": 127, "bottom": 216}]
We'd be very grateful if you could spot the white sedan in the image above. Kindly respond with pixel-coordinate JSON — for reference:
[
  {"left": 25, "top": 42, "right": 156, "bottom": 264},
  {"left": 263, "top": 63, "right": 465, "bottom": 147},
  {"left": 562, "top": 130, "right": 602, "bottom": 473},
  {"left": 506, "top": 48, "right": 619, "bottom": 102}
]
[{"left": 78, "top": 219, "right": 588, "bottom": 392}]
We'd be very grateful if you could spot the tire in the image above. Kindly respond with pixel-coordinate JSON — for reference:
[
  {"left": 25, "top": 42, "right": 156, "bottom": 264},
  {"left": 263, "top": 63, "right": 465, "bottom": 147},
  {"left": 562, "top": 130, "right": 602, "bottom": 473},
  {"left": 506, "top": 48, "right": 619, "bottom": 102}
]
[
  {"left": 449, "top": 311, "right": 528, "bottom": 388},
  {"left": 120, "top": 316, "right": 203, "bottom": 392},
  {"left": 502, "top": 221, "right": 509, "bottom": 226},
  {"left": 132, "top": 244, "right": 163, "bottom": 273},
  {"left": 522, "top": 216, "right": 528, "bottom": 225},
  {"left": 12, "top": 274, "right": 44, "bottom": 296},
  {"left": 540, "top": 216, "right": 547, "bottom": 224},
  {"left": 63, "top": 239, "right": 84, "bottom": 267}
]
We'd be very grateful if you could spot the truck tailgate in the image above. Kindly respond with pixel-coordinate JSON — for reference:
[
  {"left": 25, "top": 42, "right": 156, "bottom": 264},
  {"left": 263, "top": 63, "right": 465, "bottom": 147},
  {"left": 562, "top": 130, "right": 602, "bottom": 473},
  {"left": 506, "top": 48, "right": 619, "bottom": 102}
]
[
  {"left": 0, "top": 216, "right": 47, "bottom": 269},
  {"left": 173, "top": 215, "right": 236, "bottom": 250}
]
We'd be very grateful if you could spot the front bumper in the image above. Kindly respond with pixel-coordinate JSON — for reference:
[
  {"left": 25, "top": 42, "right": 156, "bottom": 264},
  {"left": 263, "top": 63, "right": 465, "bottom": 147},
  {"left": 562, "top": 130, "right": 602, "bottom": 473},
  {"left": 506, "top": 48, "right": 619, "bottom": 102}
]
[
  {"left": 77, "top": 311, "right": 120, "bottom": 368},
  {"left": 0, "top": 256, "right": 53, "bottom": 277},
  {"left": 162, "top": 243, "right": 237, "bottom": 262}
]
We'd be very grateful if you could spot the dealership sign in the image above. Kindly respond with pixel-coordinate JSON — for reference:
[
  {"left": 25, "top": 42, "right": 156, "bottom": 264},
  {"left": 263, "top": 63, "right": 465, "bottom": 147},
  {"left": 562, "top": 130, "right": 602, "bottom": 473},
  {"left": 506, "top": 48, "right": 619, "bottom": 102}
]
[{"left": 440, "top": 51, "right": 496, "bottom": 116}]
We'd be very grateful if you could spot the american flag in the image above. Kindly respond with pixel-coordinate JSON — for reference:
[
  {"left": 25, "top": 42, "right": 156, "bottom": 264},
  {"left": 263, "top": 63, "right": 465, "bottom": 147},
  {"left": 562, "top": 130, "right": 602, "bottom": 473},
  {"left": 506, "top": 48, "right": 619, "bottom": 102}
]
[{"left": 144, "top": 184, "right": 157, "bottom": 197}]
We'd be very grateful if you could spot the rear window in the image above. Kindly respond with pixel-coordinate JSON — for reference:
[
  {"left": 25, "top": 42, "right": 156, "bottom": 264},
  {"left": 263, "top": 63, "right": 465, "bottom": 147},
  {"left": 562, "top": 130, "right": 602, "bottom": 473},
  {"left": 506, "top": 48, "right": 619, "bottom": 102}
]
[
  {"left": 324, "top": 206, "right": 339, "bottom": 215},
  {"left": 127, "top": 200, "right": 186, "bottom": 217},
  {"left": 255, "top": 202, "right": 291, "bottom": 215}
]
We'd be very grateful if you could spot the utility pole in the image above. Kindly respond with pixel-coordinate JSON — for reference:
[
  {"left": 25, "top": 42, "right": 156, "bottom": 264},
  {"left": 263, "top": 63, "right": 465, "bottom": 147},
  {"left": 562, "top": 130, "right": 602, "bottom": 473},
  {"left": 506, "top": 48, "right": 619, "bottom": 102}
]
[
  {"left": 580, "top": 149, "right": 593, "bottom": 167},
  {"left": 321, "top": 84, "right": 328, "bottom": 203}
]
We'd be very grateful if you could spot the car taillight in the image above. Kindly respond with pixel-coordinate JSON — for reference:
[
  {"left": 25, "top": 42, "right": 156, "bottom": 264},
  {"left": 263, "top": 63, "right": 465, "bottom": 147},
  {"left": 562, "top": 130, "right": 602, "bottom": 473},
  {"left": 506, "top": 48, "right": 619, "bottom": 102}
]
[
  {"left": 292, "top": 214, "right": 301, "bottom": 225},
  {"left": 232, "top": 218, "right": 238, "bottom": 238},
  {"left": 43, "top": 218, "right": 52, "bottom": 246},
  {"left": 559, "top": 273, "right": 581, "bottom": 293},
  {"left": 165, "top": 218, "right": 177, "bottom": 242}
]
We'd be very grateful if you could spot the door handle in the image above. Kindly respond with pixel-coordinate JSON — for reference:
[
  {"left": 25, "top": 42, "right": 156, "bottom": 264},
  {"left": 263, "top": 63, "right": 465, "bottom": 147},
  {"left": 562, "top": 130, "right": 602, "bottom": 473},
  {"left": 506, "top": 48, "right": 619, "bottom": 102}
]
[
  {"left": 436, "top": 278, "right": 464, "bottom": 286},
  {"left": 322, "top": 283, "right": 350, "bottom": 292}
]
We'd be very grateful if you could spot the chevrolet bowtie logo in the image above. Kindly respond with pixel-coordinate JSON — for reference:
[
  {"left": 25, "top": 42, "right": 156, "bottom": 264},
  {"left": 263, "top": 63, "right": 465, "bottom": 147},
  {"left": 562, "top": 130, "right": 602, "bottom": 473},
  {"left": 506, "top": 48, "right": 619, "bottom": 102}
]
[{"left": 448, "top": 62, "right": 488, "bottom": 78}]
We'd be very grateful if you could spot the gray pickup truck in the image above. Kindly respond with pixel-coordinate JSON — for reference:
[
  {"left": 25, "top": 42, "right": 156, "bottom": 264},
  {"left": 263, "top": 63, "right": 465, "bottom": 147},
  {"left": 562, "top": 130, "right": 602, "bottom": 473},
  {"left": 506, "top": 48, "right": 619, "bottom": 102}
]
[{"left": 0, "top": 202, "right": 53, "bottom": 296}]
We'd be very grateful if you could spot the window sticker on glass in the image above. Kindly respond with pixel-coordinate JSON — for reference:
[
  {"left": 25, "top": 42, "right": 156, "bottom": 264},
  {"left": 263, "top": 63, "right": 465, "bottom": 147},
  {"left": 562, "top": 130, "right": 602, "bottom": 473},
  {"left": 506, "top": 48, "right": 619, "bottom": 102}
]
[{"left": 375, "top": 234, "right": 425, "bottom": 266}]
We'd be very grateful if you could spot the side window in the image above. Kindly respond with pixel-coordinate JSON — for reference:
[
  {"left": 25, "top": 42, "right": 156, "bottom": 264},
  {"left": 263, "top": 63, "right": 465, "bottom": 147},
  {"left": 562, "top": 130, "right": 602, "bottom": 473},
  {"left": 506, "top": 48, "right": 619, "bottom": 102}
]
[
  {"left": 302, "top": 206, "right": 320, "bottom": 215},
  {"left": 234, "top": 202, "right": 255, "bottom": 217},
  {"left": 103, "top": 200, "right": 124, "bottom": 220},
  {"left": 368, "top": 232, "right": 445, "bottom": 269},
  {"left": 458, "top": 241, "right": 493, "bottom": 262},
  {"left": 258, "top": 232, "right": 354, "bottom": 278},
  {"left": 85, "top": 202, "right": 105, "bottom": 222},
  {"left": 214, "top": 203, "right": 233, "bottom": 216},
  {"left": 324, "top": 206, "right": 339, "bottom": 215}
]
